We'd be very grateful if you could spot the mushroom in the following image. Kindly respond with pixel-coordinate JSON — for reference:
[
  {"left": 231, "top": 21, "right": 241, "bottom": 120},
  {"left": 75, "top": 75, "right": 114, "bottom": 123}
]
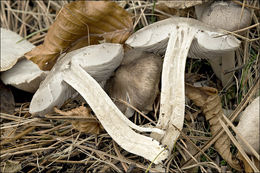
[
  {"left": 195, "top": 1, "right": 251, "bottom": 86},
  {"left": 30, "top": 43, "right": 168, "bottom": 164},
  {"left": 236, "top": 96, "right": 259, "bottom": 155},
  {"left": 1, "top": 59, "right": 48, "bottom": 93},
  {"left": 126, "top": 17, "right": 240, "bottom": 152},
  {"left": 1, "top": 28, "right": 48, "bottom": 93},
  {"left": 0, "top": 28, "right": 34, "bottom": 72},
  {"left": 105, "top": 49, "right": 162, "bottom": 118},
  {"left": 30, "top": 43, "right": 124, "bottom": 115}
]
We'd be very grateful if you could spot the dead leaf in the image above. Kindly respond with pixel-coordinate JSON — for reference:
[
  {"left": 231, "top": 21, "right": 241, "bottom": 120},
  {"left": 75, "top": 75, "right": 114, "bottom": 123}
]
[
  {"left": 185, "top": 83, "right": 242, "bottom": 171},
  {"left": 55, "top": 106, "right": 103, "bottom": 134},
  {"left": 237, "top": 152, "right": 260, "bottom": 172},
  {"left": 0, "top": 80, "right": 15, "bottom": 115},
  {"left": 25, "top": 1, "right": 133, "bottom": 71}
]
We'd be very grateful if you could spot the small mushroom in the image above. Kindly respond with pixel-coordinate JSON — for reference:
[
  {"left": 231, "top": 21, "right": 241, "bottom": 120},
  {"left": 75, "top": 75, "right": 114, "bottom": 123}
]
[
  {"left": 1, "top": 28, "right": 48, "bottom": 93},
  {"left": 30, "top": 43, "right": 168, "bottom": 164},
  {"left": 236, "top": 96, "right": 259, "bottom": 155},
  {"left": 195, "top": 1, "right": 251, "bottom": 86},
  {"left": 0, "top": 28, "right": 34, "bottom": 72},
  {"left": 105, "top": 49, "right": 162, "bottom": 118},
  {"left": 126, "top": 17, "right": 240, "bottom": 152},
  {"left": 30, "top": 44, "right": 124, "bottom": 115},
  {"left": 1, "top": 59, "right": 48, "bottom": 93}
]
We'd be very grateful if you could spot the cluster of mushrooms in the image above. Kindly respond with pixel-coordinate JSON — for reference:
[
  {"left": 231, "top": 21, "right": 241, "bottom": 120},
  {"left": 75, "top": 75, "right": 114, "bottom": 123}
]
[{"left": 1, "top": 1, "right": 258, "bottom": 166}]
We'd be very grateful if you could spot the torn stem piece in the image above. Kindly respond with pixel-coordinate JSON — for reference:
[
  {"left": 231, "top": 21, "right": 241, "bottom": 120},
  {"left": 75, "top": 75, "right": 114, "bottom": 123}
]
[
  {"left": 62, "top": 62, "right": 168, "bottom": 164},
  {"left": 152, "top": 26, "right": 197, "bottom": 151}
]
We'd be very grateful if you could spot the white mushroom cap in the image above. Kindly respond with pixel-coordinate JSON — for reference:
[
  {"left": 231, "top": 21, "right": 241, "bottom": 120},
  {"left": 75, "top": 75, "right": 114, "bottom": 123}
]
[
  {"left": 126, "top": 17, "right": 240, "bottom": 58},
  {"left": 195, "top": 1, "right": 251, "bottom": 87},
  {"left": 1, "top": 58, "right": 48, "bottom": 93},
  {"left": 195, "top": 1, "right": 251, "bottom": 32},
  {"left": 29, "top": 43, "right": 124, "bottom": 115},
  {"left": 236, "top": 96, "right": 260, "bottom": 155},
  {"left": 1, "top": 28, "right": 35, "bottom": 71}
]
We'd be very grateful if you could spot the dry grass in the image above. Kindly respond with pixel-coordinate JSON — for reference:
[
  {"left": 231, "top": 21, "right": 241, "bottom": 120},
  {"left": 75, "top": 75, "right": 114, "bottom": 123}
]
[{"left": 0, "top": 1, "right": 259, "bottom": 172}]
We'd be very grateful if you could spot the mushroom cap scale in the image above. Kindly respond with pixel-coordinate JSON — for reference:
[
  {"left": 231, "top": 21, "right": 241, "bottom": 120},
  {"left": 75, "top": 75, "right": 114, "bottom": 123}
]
[
  {"left": 1, "top": 28, "right": 35, "bottom": 71},
  {"left": 29, "top": 43, "right": 124, "bottom": 115}
]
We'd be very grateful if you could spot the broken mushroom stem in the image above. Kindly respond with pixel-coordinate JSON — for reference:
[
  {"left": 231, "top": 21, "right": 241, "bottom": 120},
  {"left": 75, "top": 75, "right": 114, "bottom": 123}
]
[
  {"left": 153, "top": 26, "right": 197, "bottom": 151},
  {"left": 62, "top": 62, "right": 168, "bottom": 164}
]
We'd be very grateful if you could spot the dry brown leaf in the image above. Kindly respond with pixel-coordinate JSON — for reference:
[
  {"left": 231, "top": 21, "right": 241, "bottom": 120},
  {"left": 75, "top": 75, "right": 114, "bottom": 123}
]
[
  {"left": 185, "top": 83, "right": 242, "bottom": 171},
  {"left": 54, "top": 106, "right": 103, "bottom": 134},
  {"left": 0, "top": 80, "right": 15, "bottom": 115},
  {"left": 237, "top": 152, "right": 260, "bottom": 172},
  {"left": 25, "top": 1, "right": 133, "bottom": 71}
]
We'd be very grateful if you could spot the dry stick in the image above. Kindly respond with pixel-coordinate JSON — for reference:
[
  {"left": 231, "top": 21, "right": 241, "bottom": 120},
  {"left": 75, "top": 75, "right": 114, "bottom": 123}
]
[
  {"left": 0, "top": 126, "right": 35, "bottom": 145},
  {"left": 77, "top": 147, "right": 123, "bottom": 173},
  {"left": 113, "top": 141, "right": 129, "bottom": 172},
  {"left": 231, "top": 0, "right": 260, "bottom": 10},
  {"left": 40, "top": 115, "right": 98, "bottom": 122},
  {"left": 46, "top": 159, "right": 96, "bottom": 164},
  {"left": 172, "top": 124, "right": 220, "bottom": 171},
  {"left": 36, "top": 122, "right": 70, "bottom": 134},
  {"left": 1, "top": 142, "right": 51, "bottom": 155},
  {"left": 177, "top": 142, "right": 209, "bottom": 173},
  {"left": 74, "top": 144, "right": 162, "bottom": 172},
  {"left": 0, "top": 147, "right": 56, "bottom": 158},
  {"left": 183, "top": 77, "right": 259, "bottom": 167},
  {"left": 116, "top": 98, "right": 157, "bottom": 125},
  {"left": 218, "top": 118, "right": 259, "bottom": 172}
]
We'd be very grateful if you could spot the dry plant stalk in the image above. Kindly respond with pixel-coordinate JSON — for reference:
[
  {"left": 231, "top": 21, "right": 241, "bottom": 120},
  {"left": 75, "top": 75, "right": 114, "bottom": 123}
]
[
  {"left": 54, "top": 106, "right": 103, "bottom": 134},
  {"left": 25, "top": 1, "right": 133, "bottom": 70},
  {"left": 185, "top": 83, "right": 242, "bottom": 171}
]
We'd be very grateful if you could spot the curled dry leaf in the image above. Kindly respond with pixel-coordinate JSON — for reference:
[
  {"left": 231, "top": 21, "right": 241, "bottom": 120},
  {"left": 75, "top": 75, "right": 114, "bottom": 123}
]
[
  {"left": 0, "top": 80, "right": 15, "bottom": 114},
  {"left": 54, "top": 106, "right": 103, "bottom": 134},
  {"left": 25, "top": 1, "right": 133, "bottom": 71},
  {"left": 185, "top": 83, "right": 242, "bottom": 171},
  {"left": 237, "top": 152, "right": 260, "bottom": 173}
]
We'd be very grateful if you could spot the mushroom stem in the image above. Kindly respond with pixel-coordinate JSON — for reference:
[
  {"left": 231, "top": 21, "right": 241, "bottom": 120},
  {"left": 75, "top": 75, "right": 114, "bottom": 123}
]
[
  {"left": 152, "top": 26, "right": 197, "bottom": 151},
  {"left": 208, "top": 51, "right": 235, "bottom": 87},
  {"left": 62, "top": 62, "right": 168, "bottom": 164}
]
